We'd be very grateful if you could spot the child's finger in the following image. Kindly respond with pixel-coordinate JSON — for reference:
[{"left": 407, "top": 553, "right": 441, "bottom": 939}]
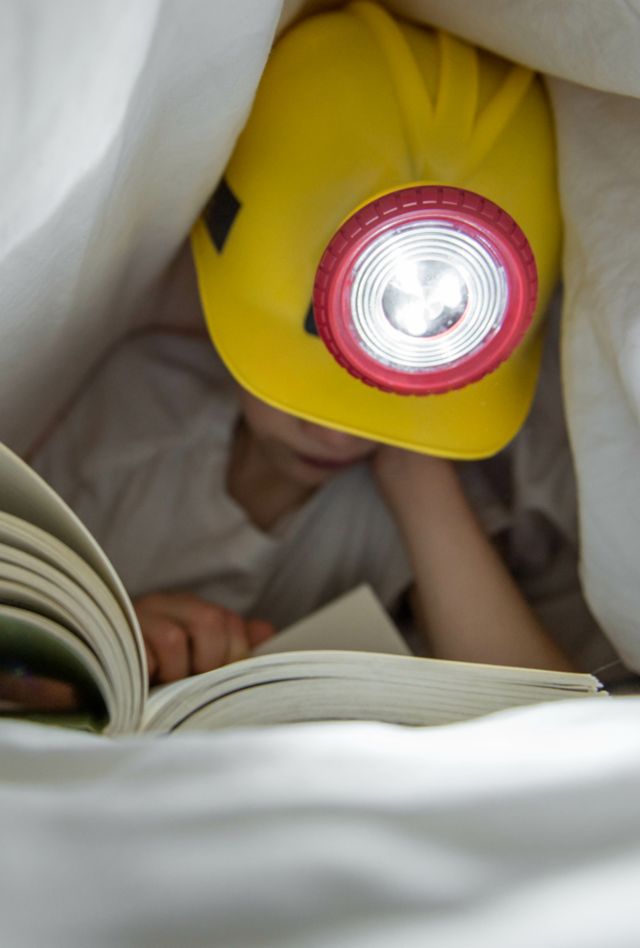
[
  {"left": 247, "top": 619, "right": 276, "bottom": 648},
  {"left": 188, "top": 605, "right": 233, "bottom": 674},
  {"left": 0, "top": 671, "right": 79, "bottom": 712},
  {"left": 144, "top": 617, "right": 190, "bottom": 683},
  {"left": 224, "top": 611, "right": 254, "bottom": 665}
]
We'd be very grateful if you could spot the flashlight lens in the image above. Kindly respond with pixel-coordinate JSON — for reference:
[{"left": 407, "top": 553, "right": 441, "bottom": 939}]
[{"left": 350, "top": 222, "right": 508, "bottom": 373}]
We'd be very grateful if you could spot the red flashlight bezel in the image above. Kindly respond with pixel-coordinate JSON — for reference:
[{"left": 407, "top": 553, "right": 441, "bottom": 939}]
[{"left": 312, "top": 186, "right": 538, "bottom": 395}]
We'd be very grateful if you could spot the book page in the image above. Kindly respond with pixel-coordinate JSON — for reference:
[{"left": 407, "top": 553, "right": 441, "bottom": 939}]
[
  {"left": 252, "top": 585, "right": 411, "bottom": 658},
  {"left": 143, "top": 648, "right": 604, "bottom": 733},
  {"left": 0, "top": 443, "right": 140, "bottom": 643}
]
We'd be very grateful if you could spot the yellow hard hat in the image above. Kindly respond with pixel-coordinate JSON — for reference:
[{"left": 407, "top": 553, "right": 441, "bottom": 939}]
[{"left": 191, "top": 0, "right": 561, "bottom": 459}]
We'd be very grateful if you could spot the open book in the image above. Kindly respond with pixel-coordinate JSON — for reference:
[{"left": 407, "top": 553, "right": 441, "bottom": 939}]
[{"left": 0, "top": 442, "right": 605, "bottom": 735}]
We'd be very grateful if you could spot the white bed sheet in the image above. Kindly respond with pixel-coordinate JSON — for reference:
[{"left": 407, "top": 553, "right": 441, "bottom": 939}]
[{"left": 2, "top": 698, "right": 640, "bottom": 947}]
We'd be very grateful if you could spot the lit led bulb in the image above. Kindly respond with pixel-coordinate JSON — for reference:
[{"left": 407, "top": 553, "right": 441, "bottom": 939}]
[{"left": 381, "top": 260, "right": 468, "bottom": 337}]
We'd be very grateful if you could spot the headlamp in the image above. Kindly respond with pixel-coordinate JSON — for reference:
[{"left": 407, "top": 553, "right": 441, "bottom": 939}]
[{"left": 313, "top": 186, "right": 538, "bottom": 394}]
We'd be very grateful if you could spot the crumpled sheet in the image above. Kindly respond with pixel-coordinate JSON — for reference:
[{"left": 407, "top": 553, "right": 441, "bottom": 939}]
[
  {"left": 1, "top": 0, "right": 638, "bottom": 668},
  {"left": 2, "top": 698, "right": 640, "bottom": 947}
]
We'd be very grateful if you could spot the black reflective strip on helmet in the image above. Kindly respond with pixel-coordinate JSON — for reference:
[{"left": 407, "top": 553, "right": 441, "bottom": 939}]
[{"left": 204, "top": 177, "right": 241, "bottom": 252}]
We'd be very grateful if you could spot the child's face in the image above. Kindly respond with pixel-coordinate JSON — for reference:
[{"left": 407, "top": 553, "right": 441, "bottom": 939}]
[{"left": 237, "top": 388, "right": 377, "bottom": 487}]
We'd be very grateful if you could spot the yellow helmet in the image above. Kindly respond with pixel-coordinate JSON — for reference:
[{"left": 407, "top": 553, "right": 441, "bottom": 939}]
[{"left": 191, "top": 0, "right": 561, "bottom": 459}]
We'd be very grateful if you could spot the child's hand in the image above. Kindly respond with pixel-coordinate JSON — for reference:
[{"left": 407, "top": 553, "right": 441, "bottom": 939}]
[
  {"left": 0, "top": 670, "right": 80, "bottom": 713},
  {"left": 372, "top": 445, "right": 575, "bottom": 672},
  {"left": 133, "top": 591, "right": 276, "bottom": 685}
]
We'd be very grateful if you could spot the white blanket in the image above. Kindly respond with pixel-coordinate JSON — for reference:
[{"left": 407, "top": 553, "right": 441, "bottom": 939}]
[{"left": 2, "top": 699, "right": 640, "bottom": 947}]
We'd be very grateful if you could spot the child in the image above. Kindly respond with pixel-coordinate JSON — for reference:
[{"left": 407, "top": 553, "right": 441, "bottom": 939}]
[
  {"left": 11, "top": 3, "right": 615, "bottom": 709},
  {"left": 31, "top": 315, "right": 574, "bottom": 688}
]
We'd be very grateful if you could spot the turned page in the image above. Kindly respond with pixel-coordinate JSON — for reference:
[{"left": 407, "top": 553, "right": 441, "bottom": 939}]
[{"left": 252, "top": 585, "right": 411, "bottom": 658}]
